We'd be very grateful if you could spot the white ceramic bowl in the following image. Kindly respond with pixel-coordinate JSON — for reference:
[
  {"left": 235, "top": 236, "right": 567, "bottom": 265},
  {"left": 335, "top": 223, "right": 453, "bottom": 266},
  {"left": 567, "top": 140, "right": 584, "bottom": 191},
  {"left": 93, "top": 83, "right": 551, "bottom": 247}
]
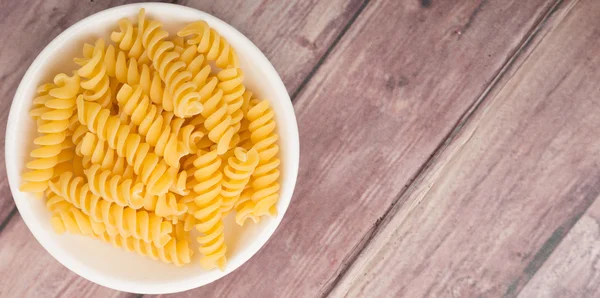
[{"left": 5, "top": 2, "right": 299, "bottom": 294}]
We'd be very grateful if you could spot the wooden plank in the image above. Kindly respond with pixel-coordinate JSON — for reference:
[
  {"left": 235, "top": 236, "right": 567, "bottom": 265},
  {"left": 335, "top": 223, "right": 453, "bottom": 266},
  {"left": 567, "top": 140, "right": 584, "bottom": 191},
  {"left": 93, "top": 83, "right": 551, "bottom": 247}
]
[
  {"left": 178, "top": 0, "right": 366, "bottom": 95},
  {"left": 153, "top": 1, "right": 559, "bottom": 297},
  {"left": 518, "top": 196, "right": 600, "bottom": 297},
  {"left": 0, "top": 214, "right": 133, "bottom": 298},
  {"left": 329, "top": 0, "right": 600, "bottom": 297}
]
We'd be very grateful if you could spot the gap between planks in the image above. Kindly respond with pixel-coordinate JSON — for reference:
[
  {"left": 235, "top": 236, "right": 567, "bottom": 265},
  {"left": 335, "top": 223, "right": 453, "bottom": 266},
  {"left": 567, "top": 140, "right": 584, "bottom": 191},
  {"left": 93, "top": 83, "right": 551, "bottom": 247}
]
[
  {"left": 291, "top": 0, "right": 372, "bottom": 100},
  {"left": 319, "top": 0, "right": 566, "bottom": 296}
]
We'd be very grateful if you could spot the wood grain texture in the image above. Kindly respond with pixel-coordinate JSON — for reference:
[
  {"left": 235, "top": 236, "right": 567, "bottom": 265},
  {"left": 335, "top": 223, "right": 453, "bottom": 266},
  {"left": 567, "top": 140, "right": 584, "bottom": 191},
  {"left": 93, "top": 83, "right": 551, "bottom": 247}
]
[
  {"left": 330, "top": 0, "right": 600, "bottom": 297},
  {"left": 519, "top": 192, "right": 600, "bottom": 296},
  {"left": 0, "top": 214, "right": 135, "bottom": 298},
  {"left": 178, "top": 0, "right": 365, "bottom": 95},
  {"left": 152, "top": 1, "right": 559, "bottom": 297}
]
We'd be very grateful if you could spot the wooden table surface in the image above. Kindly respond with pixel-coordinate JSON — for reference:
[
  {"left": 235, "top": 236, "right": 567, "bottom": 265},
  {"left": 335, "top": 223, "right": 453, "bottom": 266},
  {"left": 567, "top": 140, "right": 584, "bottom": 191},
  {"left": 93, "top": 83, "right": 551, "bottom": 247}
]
[{"left": 1, "top": 0, "right": 599, "bottom": 297}]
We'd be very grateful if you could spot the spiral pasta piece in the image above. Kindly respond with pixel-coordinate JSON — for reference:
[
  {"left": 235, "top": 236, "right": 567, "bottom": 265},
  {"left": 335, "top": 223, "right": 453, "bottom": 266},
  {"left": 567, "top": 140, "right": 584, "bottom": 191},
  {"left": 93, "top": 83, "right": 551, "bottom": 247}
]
[
  {"left": 74, "top": 132, "right": 135, "bottom": 179},
  {"left": 185, "top": 149, "right": 227, "bottom": 269},
  {"left": 21, "top": 74, "right": 80, "bottom": 194},
  {"left": 78, "top": 130, "right": 176, "bottom": 196},
  {"left": 51, "top": 206, "right": 107, "bottom": 237},
  {"left": 197, "top": 86, "right": 238, "bottom": 155},
  {"left": 104, "top": 45, "right": 164, "bottom": 105},
  {"left": 221, "top": 147, "right": 259, "bottom": 213},
  {"left": 169, "top": 169, "right": 191, "bottom": 196},
  {"left": 29, "top": 83, "right": 56, "bottom": 119},
  {"left": 84, "top": 164, "right": 144, "bottom": 208},
  {"left": 177, "top": 21, "right": 239, "bottom": 69},
  {"left": 141, "top": 191, "right": 187, "bottom": 218},
  {"left": 49, "top": 197, "right": 192, "bottom": 266},
  {"left": 233, "top": 189, "right": 259, "bottom": 225},
  {"left": 77, "top": 39, "right": 112, "bottom": 109},
  {"left": 49, "top": 172, "right": 173, "bottom": 247},
  {"left": 76, "top": 98, "right": 179, "bottom": 193},
  {"left": 235, "top": 97, "right": 280, "bottom": 224},
  {"left": 116, "top": 84, "right": 204, "bottom": 160},
  {"left": 140, "top": 10, "right": 203, "bottom": 117},
  {"left": 235, "top": 92, "right": 253, "bottom": 150},
  {"left": 45, "top": 189, "right": 71, "bottom": 214},
  {"left": 217, "top": 68, "right": 245, "bottom": 131},
  {"left": 110, "top": 12, "right": 148, "bottom": 62},
  {"left": 237, "top": 119, "right": 252, "bottom": 150}
]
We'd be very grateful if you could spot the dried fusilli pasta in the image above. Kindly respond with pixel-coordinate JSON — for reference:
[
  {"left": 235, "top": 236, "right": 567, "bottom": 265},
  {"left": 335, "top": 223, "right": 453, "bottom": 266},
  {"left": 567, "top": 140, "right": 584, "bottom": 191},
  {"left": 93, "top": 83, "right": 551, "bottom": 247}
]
[
  {"left": 236, "top": 96, "right": 280, "bottom": 224},
  {"left": 178, "top": 21, "right": 239, "bottom": 69},
  {"left": 221, "top": 147, "right": 259, "bottom": 214},
  {"left": 49, "top": 172, "right": 173, "bottom": 247},
  {"left": 185, "top": 149, "right": 227, "bottom": 269},
  {"left": 21, "top": 73, "right": 80, "bottom": 194},
  {"left": 77, "top": 98, "right": 179, "bottom": 194},
  {"left": 20, "top": 8, "right": 283, "bottom": 270},
  {"left": 140, "top": 10, "right": 203, "bottom": 118},
  {"left": 217, "top": 68, "right": 245, "bottom": 131}
]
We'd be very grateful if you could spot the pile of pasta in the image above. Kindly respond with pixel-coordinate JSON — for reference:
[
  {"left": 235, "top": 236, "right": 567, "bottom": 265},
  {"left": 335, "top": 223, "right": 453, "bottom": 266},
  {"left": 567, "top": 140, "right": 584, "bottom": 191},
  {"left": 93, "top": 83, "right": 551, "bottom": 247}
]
[{"left": 20, "top": 9, "right": 280, "bottom": 269}]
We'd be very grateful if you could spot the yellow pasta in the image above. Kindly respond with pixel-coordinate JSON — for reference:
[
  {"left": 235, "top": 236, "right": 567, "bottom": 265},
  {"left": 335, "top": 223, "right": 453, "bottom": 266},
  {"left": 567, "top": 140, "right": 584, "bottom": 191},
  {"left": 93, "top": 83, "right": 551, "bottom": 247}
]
[
  {"left": 21, "top": 9, "right": 283, "bottom": 269},
  {"left": 178, "top": 21, "right": 239, "bottom": 69},
  {"left": 104, "top": 44, "right": 164, "bottom": 105},
  {"left": 77, "top": 98, "right": 179, "bottom": 193},
  {"left": 51, "top": 206, "right": 107, "bottom": 237},
  {"left": 21, "top": 73, "right": 80, "bottom": 194},
  {"left": 29, "top": 83, "right": 56, "bottom": 119},
  {"left": 111, "top": 13, "right": 147, "bottom": 62},
  {"left": 235, "top": 96, "right": 280, "bottom": 224},
  {"left": 197, "top": 86, "right": 238, "bottom": 155},
  {"left": 116, "top": 84, "right": 203, "bottom": 162},
  {"left": 45, "top": 189, "right": 71, "bottom": 214},
  {"left": 77, "top": 39, "right": 113, "bottom": 109},
  {"left": 51, "top": 199, "right": 192, "bottom": 266},
  {"left": 140, "top": 10, "right": 203, "bottom": 118},
  {"left": 49, "top": 171, "right": 173, "bottom": 247},
  {"left": 185, "top": 149, "right": 226, "bottom": 269},
  {"left": 97, "top": 232, "right": 192, "bottom": 266},
  {"left": 84, "top": 164, "right": 144, "bottom": 208},
  {"left": 143, "top": 192, "right": 188, "bottom": 218},
  {"left": 217, "top": 68, "right": 245, "bottom": 131},
  {"left": 221, "top": 147, "right": 259, "bottom": 214}
]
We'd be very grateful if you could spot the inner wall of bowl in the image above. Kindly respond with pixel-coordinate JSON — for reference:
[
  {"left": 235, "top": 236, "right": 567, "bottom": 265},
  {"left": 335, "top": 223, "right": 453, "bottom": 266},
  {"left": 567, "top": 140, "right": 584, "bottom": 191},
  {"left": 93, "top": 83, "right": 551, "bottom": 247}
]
[{"left": 7, "top": 3, "right": 297, "bottom": 292}]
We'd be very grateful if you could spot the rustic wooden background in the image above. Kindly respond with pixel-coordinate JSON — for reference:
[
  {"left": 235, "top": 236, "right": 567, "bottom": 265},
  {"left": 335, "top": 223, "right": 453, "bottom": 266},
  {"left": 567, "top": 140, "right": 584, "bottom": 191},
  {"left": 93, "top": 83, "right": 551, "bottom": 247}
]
[{"left": 1, "top": 0, "right": 599, "bottom": 297}]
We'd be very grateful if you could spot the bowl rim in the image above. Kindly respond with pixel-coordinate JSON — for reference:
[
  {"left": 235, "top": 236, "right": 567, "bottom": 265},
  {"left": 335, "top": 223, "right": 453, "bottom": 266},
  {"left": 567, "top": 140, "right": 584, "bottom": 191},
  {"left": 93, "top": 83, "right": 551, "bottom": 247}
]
[{"left": 5, "top": 2, "right": 299, "bottom": 294}]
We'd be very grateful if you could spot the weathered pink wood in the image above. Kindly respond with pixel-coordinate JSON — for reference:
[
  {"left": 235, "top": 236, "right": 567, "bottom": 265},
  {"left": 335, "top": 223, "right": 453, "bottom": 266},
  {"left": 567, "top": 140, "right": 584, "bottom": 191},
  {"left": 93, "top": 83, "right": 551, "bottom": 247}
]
[
  {"left": 330, "top": 1, "right": 600, "bottom": 297},
  {"left": 159, "top": 0, "right": 559, "bottom": 297},
  {"left": 519, "top": 197, "right": 600, "bottom": 296}
]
